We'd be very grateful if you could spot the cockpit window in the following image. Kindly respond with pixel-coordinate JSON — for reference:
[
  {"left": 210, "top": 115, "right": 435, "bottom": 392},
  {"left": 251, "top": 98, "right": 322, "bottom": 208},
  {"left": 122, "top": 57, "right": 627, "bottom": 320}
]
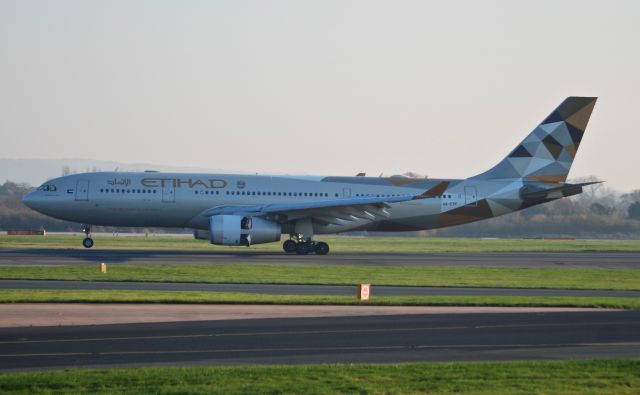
[{"left": 38, "top": 184, "right": 57, "bottom": 192}]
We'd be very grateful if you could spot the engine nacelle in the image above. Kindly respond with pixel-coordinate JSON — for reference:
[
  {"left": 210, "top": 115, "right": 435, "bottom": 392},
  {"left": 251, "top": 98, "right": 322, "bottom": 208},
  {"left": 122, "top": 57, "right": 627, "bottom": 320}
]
[
  {"left": 209, "top": 215, "right": 281, "bottom": 246},
  {"left": 193, "top": 229, "right": 210, "bottom": 241}
]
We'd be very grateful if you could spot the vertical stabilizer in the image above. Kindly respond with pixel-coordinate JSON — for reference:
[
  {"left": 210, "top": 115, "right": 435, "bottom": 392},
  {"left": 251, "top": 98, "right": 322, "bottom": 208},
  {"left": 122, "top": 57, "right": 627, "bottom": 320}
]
[{"left": 473, "top": 97, "right": 597, "bottom": 184}]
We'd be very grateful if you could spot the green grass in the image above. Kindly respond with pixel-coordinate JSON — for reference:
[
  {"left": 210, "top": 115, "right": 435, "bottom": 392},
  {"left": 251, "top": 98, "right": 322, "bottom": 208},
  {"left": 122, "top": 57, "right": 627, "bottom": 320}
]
[
  {"left": 2, "top": 234, "right": 640, "bottom": 252},
  {"left": 1, "top": 264, "right": 639, "bottom": 290},
  {"left": 0, "top": 360, "right": 638, "bottom": 394},
  {"left": 0, "top": 289, "right": 638, "bottom": 309}
]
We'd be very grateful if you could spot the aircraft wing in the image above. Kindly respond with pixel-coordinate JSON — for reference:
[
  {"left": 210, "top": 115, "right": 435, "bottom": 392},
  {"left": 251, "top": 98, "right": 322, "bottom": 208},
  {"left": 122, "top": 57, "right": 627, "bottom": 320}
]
[{"left": 200, "top": 194, "right": 422, "bottom": 225}]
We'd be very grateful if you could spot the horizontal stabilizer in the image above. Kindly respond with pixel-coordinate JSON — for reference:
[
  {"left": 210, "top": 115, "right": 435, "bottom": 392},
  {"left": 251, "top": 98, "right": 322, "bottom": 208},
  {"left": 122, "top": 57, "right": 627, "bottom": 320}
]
[{"left": 520, "top": 181, "right": 603, "bottom": 201}]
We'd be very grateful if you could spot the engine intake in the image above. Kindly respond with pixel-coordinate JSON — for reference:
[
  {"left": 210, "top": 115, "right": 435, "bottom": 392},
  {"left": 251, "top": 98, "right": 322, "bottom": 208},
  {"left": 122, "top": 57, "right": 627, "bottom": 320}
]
[{"left": 209, "top": 215, "right": 281, "bottom": 246}]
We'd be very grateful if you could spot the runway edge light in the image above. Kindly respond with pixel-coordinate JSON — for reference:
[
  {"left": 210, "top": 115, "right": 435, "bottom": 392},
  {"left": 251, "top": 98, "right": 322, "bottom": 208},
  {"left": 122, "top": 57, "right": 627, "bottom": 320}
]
[
  {"left": 99, "top": 262, "right": 107, "bottom": 273},
  {"left": 359, "top": 284, "right": 371, "bottom": 301}
]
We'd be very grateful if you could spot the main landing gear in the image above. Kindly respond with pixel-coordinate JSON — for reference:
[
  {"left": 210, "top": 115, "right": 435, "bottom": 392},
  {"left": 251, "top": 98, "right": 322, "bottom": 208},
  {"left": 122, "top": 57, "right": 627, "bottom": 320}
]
[
  {"left": 283, "top": 235, "right": 330, "bottom": 255},
  {"left": 81, "top": 224, "right": 94, "bottom": 248}
]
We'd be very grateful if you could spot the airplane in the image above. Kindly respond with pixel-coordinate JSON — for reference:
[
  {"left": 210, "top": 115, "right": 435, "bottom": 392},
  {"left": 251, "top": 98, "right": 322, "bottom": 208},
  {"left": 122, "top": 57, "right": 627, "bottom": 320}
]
[{"left": 23, "top": 97, "right": 598, "bottom": 255}]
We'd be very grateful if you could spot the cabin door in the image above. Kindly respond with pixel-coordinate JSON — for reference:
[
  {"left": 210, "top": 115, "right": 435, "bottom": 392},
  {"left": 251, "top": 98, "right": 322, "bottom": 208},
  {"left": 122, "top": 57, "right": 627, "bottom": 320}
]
[
  {"left": 162, "top": 182, "right": 175, "bottom": 203},
  {"left": 464, "top": 186, "right": 477, "bottom": 207},
  {"left": 75, "top": 180, "right": 89, "bottom": 201}
]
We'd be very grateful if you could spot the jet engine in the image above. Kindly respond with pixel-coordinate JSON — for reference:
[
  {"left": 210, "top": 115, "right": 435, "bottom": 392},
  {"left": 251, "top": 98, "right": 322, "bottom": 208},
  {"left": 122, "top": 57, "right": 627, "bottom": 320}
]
[
  {"left": 209, "top": 215, "right": 281, "bottom": 246},
  {"left": 193, "top": 229, "right": 210, "bottom": 240}
]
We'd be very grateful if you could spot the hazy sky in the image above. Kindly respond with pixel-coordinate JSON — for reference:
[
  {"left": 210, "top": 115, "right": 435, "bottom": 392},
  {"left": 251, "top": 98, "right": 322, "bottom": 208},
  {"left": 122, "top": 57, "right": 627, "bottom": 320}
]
[{"left": 1, "top": 1, "right": 638, "bottom": 191}]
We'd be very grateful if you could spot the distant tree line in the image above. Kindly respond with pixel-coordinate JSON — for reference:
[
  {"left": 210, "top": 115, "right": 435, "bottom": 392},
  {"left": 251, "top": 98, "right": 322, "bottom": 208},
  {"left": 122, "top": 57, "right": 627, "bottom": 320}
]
[{"left": 1, "top": 179, "right": 639, "bottom": 239}]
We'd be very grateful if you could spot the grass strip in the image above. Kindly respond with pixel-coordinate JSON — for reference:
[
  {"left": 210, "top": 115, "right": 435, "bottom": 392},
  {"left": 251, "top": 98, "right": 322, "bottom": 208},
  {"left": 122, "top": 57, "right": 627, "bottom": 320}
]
[
  {"left": 2, "top": 235, "right": 640, "bottom": 252},
  {"left": 1, "top": 264, "right": 639, "bottom": 290},
  {"left": 0, "top": 360, "right": 639, "bottom": 394},
  {"left": 0, "top": 289, "right": 638, "bottom": 309}
]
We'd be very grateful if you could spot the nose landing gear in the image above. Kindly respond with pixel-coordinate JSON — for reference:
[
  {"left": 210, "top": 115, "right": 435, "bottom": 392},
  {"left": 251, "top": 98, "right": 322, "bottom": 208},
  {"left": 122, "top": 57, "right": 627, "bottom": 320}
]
[{"left": 81, "top": 224, "right": 93, "bottom": 248}]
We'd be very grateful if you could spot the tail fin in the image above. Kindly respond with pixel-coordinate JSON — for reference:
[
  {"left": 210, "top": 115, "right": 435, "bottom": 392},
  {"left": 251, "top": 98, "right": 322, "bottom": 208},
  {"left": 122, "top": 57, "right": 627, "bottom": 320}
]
[{"left": 473, "top": 97, "right": 597, "bottom": 184}]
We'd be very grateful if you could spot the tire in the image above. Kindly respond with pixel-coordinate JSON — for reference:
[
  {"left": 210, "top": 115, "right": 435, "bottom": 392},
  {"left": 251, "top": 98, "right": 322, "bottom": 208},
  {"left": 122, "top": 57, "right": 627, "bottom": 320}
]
[
  {"left": 283, "top": 240, "right": 297, "bottom": 253},
  {"left": 295, "top": 242, "right": 310, "bottom": 255},
  {"left": 314, "top": 242, "right": 329, "bottom": 255},
  {"left": 82, "top": 237, "right": 94, "bottom": 249}
]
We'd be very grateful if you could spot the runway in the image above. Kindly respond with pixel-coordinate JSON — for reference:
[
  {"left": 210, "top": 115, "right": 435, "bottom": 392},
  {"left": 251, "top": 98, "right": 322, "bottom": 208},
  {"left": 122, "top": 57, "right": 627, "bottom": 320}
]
[
  {"left": 1, "top": 310, "right": 638, "bottom": 370},
  {"left": 1, "top": 249, "right": 639, "bottom": 268},
  {"left": 1, "top": 279, "right": 638, "bottom": 298}
]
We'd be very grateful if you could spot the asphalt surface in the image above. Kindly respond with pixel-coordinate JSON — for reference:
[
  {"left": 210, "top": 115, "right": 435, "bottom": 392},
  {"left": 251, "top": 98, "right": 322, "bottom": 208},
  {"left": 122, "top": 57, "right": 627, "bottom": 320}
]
[
  {"left": 1, "top": 279, "right": 638, "bottom": 298},
  {"left": 1, "top": 249, "right": 639, "bottom": 268},
  {"left": 1, "top": 310, "right": 638, "bottom": 370}
]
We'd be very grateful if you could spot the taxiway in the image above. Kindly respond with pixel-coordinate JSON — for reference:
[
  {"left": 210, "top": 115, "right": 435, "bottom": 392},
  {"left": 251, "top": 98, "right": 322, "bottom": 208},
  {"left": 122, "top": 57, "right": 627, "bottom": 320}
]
[{"left": 0, "top": 279, "right": 637, "bottom": 298}]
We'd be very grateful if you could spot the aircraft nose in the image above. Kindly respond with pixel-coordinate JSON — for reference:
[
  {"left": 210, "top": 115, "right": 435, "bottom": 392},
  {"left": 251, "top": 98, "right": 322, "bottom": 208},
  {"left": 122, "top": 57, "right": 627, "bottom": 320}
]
[{"left": 22, "top": 191, "right": 41, "bottom": 210}]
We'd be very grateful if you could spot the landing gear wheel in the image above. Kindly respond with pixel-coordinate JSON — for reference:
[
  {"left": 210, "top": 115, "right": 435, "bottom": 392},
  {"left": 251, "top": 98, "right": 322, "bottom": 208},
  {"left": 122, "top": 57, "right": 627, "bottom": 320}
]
[
  {"left": 283, "top": 240, "right": 297, "bottom": 253},
  {"left": 314, "top": 242, "right": 329, "bottom": 255},
  {"left": 80, "top": 224, "right": 93, "bottom": 248},
  {"left": 82, "top": 237, "right": 94, "bottom": 249},
  {"left": 295, "top": 242, "right": 311, "bottom": 255}
]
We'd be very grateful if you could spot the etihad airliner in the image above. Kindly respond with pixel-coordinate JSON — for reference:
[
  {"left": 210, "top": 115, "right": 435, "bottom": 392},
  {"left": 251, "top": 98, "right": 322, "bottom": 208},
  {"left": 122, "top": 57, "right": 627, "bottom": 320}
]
[{"left": 23, "top": 97, "right": 598, "bottom": 255}]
